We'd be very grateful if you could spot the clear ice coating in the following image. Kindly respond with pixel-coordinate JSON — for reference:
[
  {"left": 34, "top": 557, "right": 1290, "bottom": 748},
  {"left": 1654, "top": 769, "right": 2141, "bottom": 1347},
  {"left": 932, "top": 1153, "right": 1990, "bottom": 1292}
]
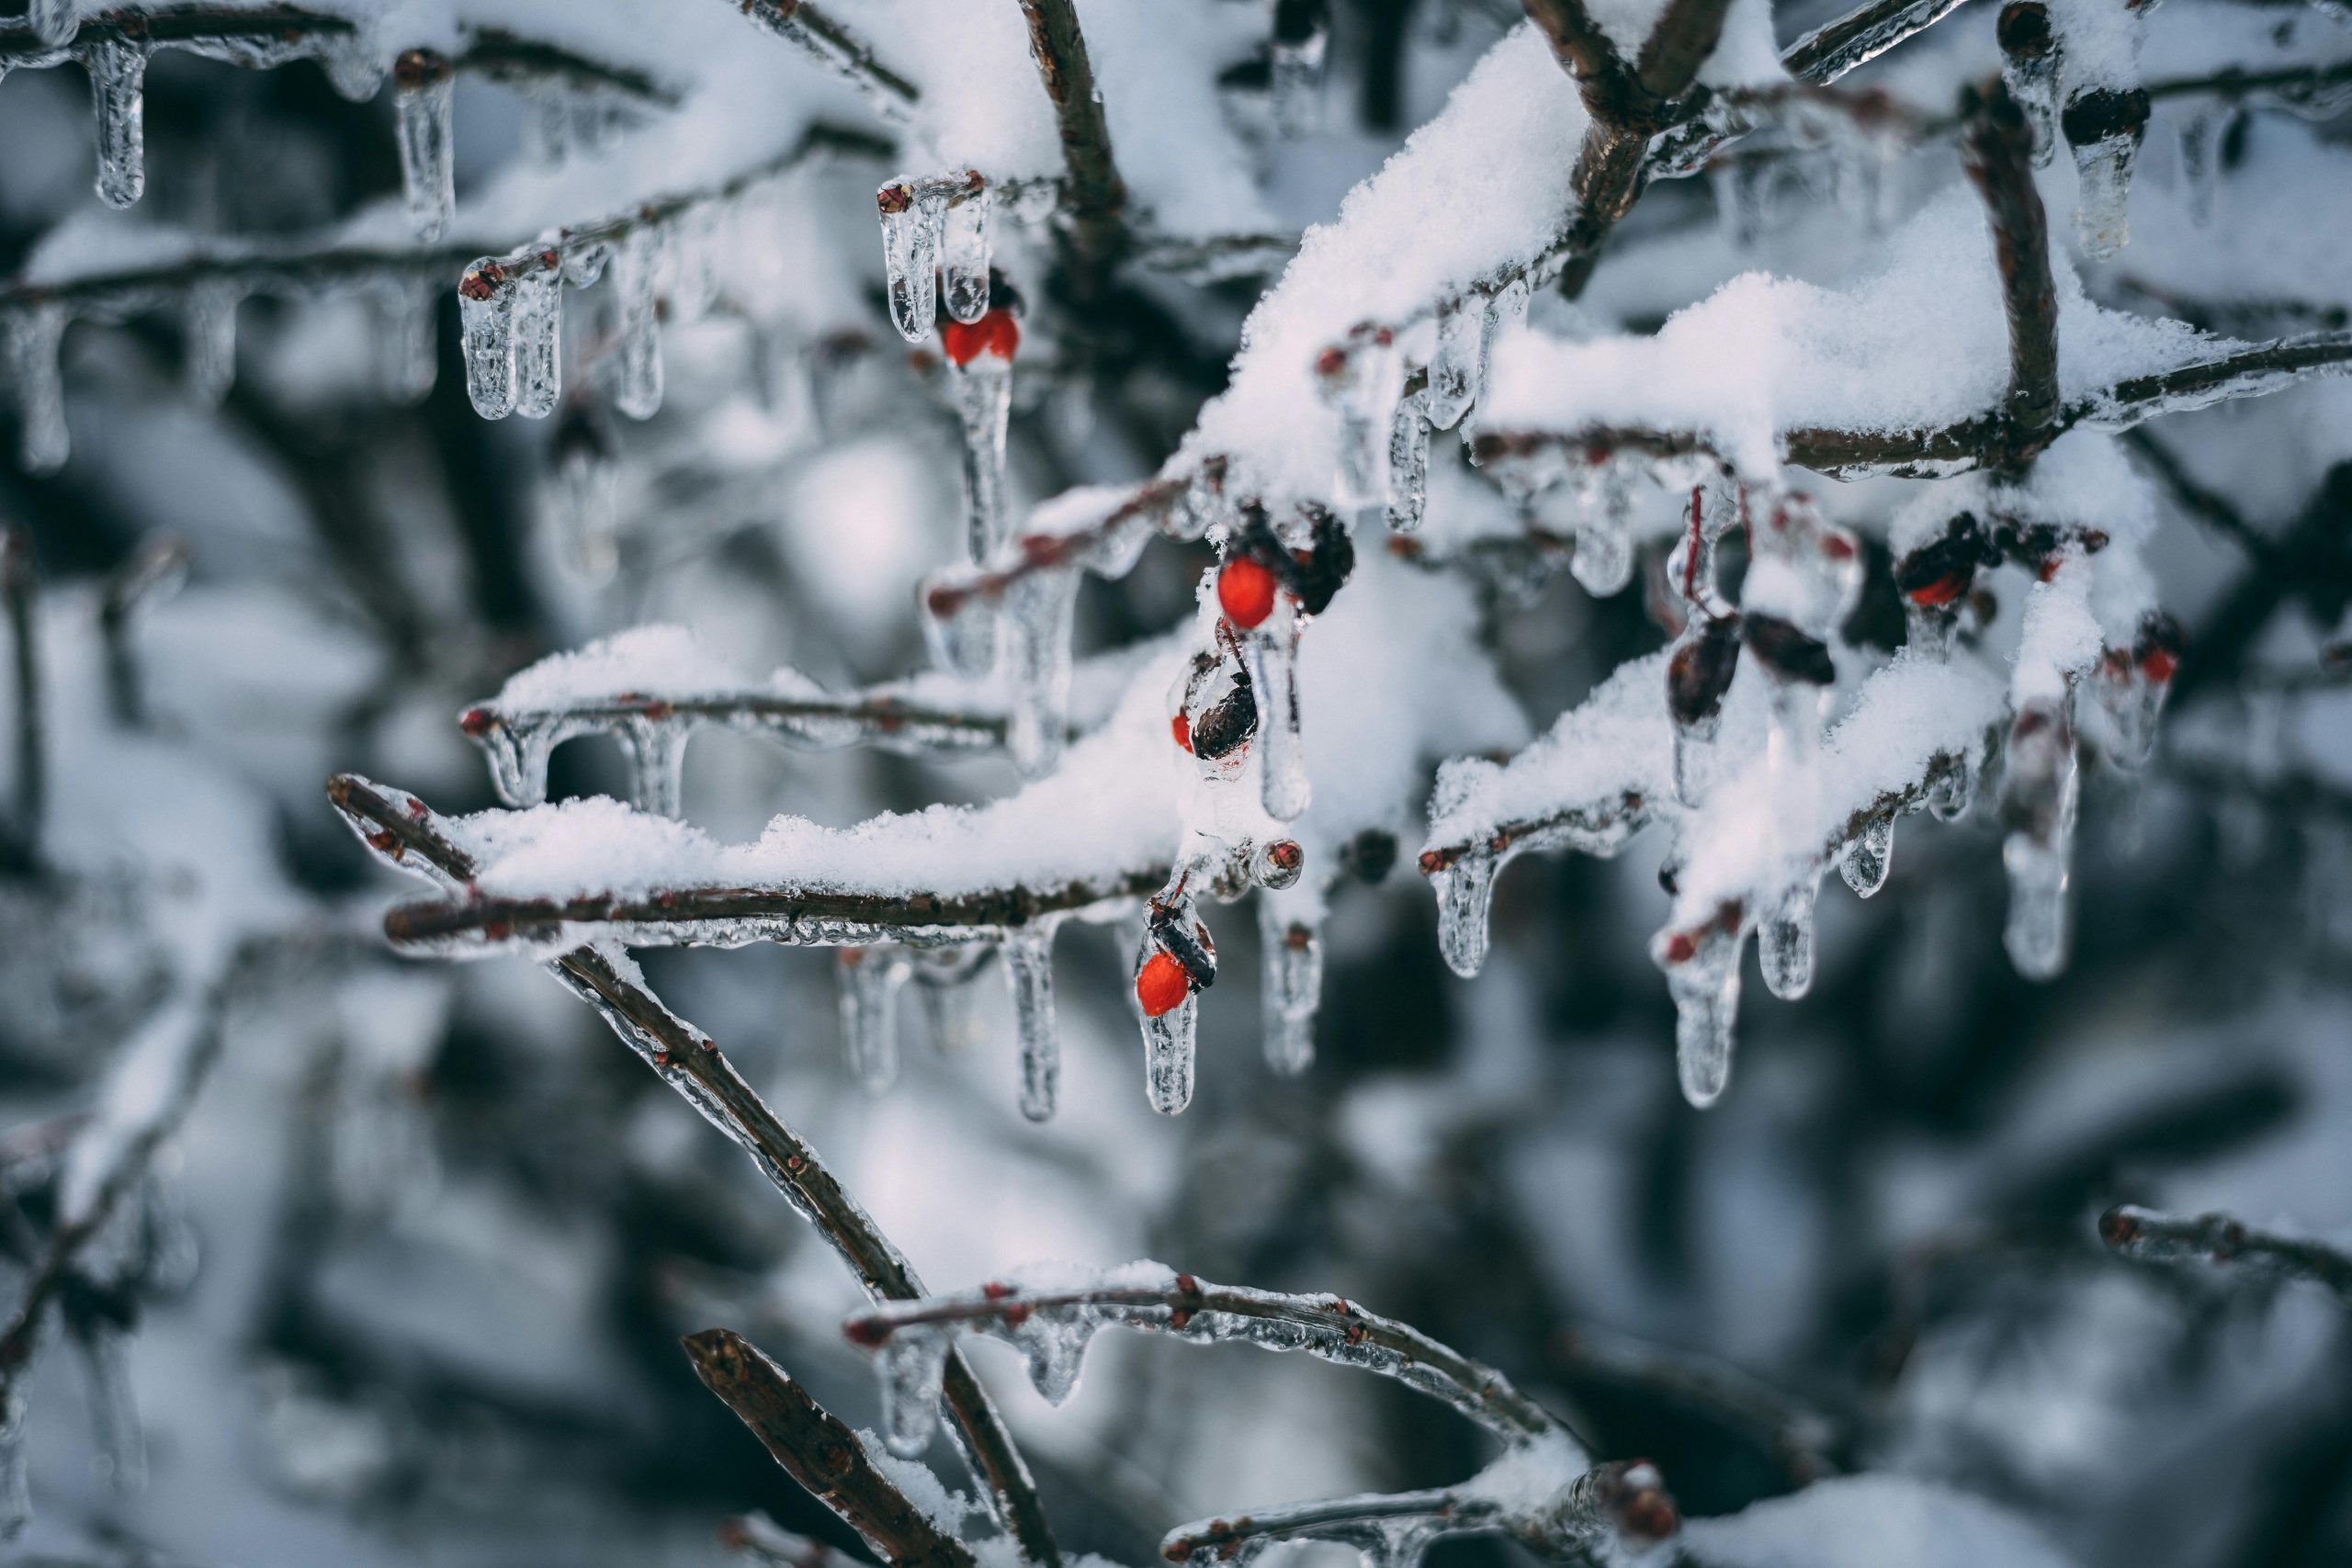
[
  {"left": 513, "top": 269, "right": 563, "bottom": 420},
  {"left": 479, "top": 718, "right": 555, "bottom": 807},
  {"left": 953, "top": 358, "right": 1013, "bottom": 563},
  {"left": 612, "top": 229, "right": 666, "bottom": 419},
  {"left": 5, "top": 304, "right": 71, "bottom": 474},
  {"left": 1758, "top": 880, "right": 1817, "bottom": 1001},
  {"left": 395, "top": 71, "right": 456, "bottom": 243},
  {"left": 879, "top": 181, "right": 946, "bottom": 343},
  {"left": 82, "top": 36, "right": 146, "bottom": 209},
  {"left": 1136, "top": 929, "right": 1198, "bottom": 1117},
  {"left": 1659, "top": 926, "right": 1743, "bottom": 1109},
  {"left": 2001, "top": 704, "right": 2080, "bottom": 980},
  {"left": 31, "top": 0, "right": 77, "bottom": 47},
  {"left": 2071, "top": 135, "right": 2138, "bottom": 261},
  {"left": 1385, "top": 389, "right": 1430, "bottom": 534},
  {"left": 1243, "top": 602, "right": 1310, "bottom": 821},
  {"left": 1258, "top": 899, "right": 1321, "bottom": 1077},
  {"left": 838, "top": 947, "right": 908, "bottom": 1093},
  {"left": 1568, "top": 464, "right": 1634, "bottom": 597},
  {"left": 2000, "top": 36, "right": 2059, "bottom": 165},
  {"left": 1010, "top": 1304, "right": 1096, "bottom": 1405},
  {"left": 925, "top": 585, "right": 999, "bottom": 679},
  {"left": 1840, "top": 811, "right": 1895, "bottom": 897},
  {"left": 378, "top": 275, "right": 439, "bottom": 404},
  {"left": 1320, "top": 333, "right": 1401, "bottom": 513},
  {"left": 876, "top": 1325, "right": 952, "bottom": 1457},
  {"left": 617, "top": 715, "right": 690, "bottom": 818},
  {"left": 79, "top": 1321, "right": 144, "bottom": 1494},
  {"left": 1432, "top": 846, "right": 1498, "bottom": 978},
  {"left": 941, "top": 183, "right": 992, "bottom": 324},
  {"left": 1002, "top": 567, "right": 1079, "bottom": 777},
  {"left": 182, "top": 280, "right": 239, "bottom": 406},
  {"left": 1425, "top": 292, "right": 1482, "bottom": 431},
  {"left": 2095, "top": 654, "right": 2169, "bottom": 769},
  {"left": 458, "top": 266, "right": 519, "bottom": 419},
  {"left": 913, "top": 948, "right": 990, "bottom": 1055},
  {"left": 1004, "top": 927, "right": 1059, "bottom": 1122}
]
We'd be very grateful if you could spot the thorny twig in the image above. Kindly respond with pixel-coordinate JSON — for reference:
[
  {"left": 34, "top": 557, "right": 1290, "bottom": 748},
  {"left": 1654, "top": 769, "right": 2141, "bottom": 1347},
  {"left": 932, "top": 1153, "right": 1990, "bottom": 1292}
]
[
  {"left": 325, "top": 774, "right": 1063, "bottom": 1566},
  {"left": 683, "top": 1329, "right": 978, "bottom": 1568},
  {"left": 2100, "top": 1205, "right": 2352, "bottom": 1300}
]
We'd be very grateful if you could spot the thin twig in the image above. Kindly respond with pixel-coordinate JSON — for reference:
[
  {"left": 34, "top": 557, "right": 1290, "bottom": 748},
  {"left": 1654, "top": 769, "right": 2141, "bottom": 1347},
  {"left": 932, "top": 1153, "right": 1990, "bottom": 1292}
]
[
  {"left": 1013, "top": 0, "right": 1130, "bottom": 283},
  {"left": 729, "top": 0, "right": 921, "bottom": 118},
  {"left": 2100, "top": 1205, "right": 2352, "bottom": 1300},
  {"left": 97, "top": 536, "right": 187, "bottom": 730},
  {"left": 683, "top": 1330, "right": 979, "bottom": 1568},
  {"left": 1960, "top": 76, "right": 2059, "bottom": 470},
  {"left": 2, "top": 531, "right": 41, "bottom": 871},
  {"left": 722, "top": 1513, "right": 863, "bottom": 1568}
]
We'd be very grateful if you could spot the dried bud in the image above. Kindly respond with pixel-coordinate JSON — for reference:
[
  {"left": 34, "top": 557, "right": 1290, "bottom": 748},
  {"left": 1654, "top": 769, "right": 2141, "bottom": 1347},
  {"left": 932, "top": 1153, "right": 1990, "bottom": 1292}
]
[
  {"left": 2062, "top": 86, "right": 2151, "bottom": 151},
  {"left": 1188, "top": 668, "right": 1258, "bottom": 761},
  {"left": 1668, "top": 616, "right": 1741, "bottom": 727},
  {"left": 1744, "top": 615, "right": 1837, "bottom": 686}
]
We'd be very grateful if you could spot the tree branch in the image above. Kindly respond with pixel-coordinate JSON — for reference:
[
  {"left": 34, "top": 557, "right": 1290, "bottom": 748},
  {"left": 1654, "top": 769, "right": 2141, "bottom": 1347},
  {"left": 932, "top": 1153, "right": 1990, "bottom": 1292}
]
[
  {"left": 1959, "top": 77, "right": 2060, "bottom": 470},
  {"left": 2099, "top": 1205, "right": 2352, "bottom": 1300},
  {"left": 1013, "top": 0, "right": 1130, "bottom": 281},
  {"left": 728, "top": 0, "right": 921, "bottom": 118},
  {"left": 325, "top": 774, "right": 1061, "bottom": 1566},
  {"left": 2, "top": 530, "right": 40, "bottom": 872},
  {"left": 683, "top": 1330, "right": 980, "bottom": 1568}
]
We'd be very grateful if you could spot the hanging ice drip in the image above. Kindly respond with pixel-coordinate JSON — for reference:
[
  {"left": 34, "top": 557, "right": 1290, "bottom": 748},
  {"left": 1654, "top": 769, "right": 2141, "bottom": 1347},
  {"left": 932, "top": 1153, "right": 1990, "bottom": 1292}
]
[
  {"left": 457, "top": 256, "right": 522, "bottom": 418},
  {"left": 1257, "top": 883, "right": 1320, "bottom": 1077},
  {"left": 1215, "top": 504, "right": 1353, "bottom": 822},
  {"left": 375, "top": 273, "right": 439, "bottom": 403},
  {"left": 1758, "top": 873, "right": 1820, "bottom": 1002},
  {"left": 1001, "top": 548, "right": 1079, "bottom": 778},
  {"left": 512, "top": 266, "right": 563, "bottom": 420},
  {"left": 546, "top": 399, "right": 622, "bottom": 585},
  {"left": 1313, "top": 323, "right": 1402, "bottom": 515},
  {"left": 80, "top": 34, "right": 148, "bottom": 209},
  {"left": 1269, "top": 0, "right": 1330, "bottom": 136},
  {"left": 4, "top": 304, "right": 71, "bottom": 474},
  {"left": 609, "top": 225, "right": 666, "bottom": 419},
  {"left": 392, "top": 50, "right": 456, "bottom": 242},
  {"left": 1652, "top": 903, "right": 1746, "bottom": 1109},
  {"left": 910, "top": 946, "right": 993, "bottom": 1056},
  {"left": 2000, "top": 695, "right": 2079, "bottom": 978},
  {"left": 1996, "top": 1, "right": 2059, "bottom": 164},
  {"left": 1566, "top": 454, "right": 1638, "bottom": 597},
  {"left": 876, "top": 175, "right": 955, "bottom": 344},
  {"left": 1002, "top": 923, "right": 1063, "bottom": 1122},
  {"left": 1741, "top": 491, "right": 1860, "bottom": 770},
  {"left": 1132, "top": 885, "right": 1217, "bottom": 1115},
  {"left": 2091, "top": 611, "right": 2182, "bottom": 769},
  {"left": 836, "top": 947, "right": 912, "bottom": 1093},
  {"left": 1664, "top": 479, "right": 1740, "bottom": 807},
  {"left": 2062, "top": 85, "right": 2151, "bottom": 261},
  {"left": 181, "top": 279, "right": 240, "bottom": 406},
  {"left": 940, "top": 269, "right": 1022, "bottom": 563},
  {"left": 1386, "top": 378, "right": 1431, "bottom": 533}
]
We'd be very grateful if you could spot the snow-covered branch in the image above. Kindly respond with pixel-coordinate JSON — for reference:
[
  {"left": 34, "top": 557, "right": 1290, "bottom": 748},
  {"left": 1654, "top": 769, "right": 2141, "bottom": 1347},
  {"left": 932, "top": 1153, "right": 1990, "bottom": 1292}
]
[
  {"left": 2099, "top": 1205, "right": 2352, "bottom": 1301},
  {"left": 1959, "top": 76, "right": 2061, "bottom": 470},
  {"left": 727, "top": 0, "right": 920, "bottom": 118}
]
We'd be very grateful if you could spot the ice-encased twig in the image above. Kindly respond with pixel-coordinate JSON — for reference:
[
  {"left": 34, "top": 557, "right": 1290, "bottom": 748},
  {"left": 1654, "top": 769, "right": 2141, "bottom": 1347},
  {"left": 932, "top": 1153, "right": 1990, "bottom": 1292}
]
[
  {"left": 727, "top": 0, "right": 920, "bottom": 120},
  {"left": 2098, "top": 1204, "right": 2352, "bottom": 1302},
  {"left": 324, "top": 774, "right": 1063, "bottom": 1567}
]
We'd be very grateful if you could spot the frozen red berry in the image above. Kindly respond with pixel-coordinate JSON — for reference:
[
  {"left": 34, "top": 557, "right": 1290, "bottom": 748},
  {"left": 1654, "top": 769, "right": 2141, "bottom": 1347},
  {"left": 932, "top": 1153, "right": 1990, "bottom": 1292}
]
[
  {"left": 941, "top": 309, "right": 1019, "bottom": 368},
  {"left": 1216, "top": 557, "right": 1279, "bottom": 629},
  {"left": 1136, "top": 951, "right": 1191, "bottom": 1018},
  {"left": 1170, "top": 713, "right": 1193, "bottom": 753}
]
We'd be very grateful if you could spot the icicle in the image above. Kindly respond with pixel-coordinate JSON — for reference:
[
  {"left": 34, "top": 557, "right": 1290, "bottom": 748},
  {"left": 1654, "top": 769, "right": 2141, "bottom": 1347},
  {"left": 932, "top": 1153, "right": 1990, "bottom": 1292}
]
[
  {"left": 1656, "top": 924, "right": 1743, "bottom": 1109},
  {"left": 1667, "top": 615, "right": 1740, "bottom": 808},
  {"left": 1431, "top": 846, "right": 1498, "bottom": 978},
  {"left": 548, "top": 403, "right": 620, "bottom": 583},
  {"left": 611, "top": 228, "right": 665, "bottom": 419},
  {"left": 1012, "top": 1305, "right": 1096, "bottom": 1404},
  {"left": 393, "top": 52, "right": 456, "bottom": 243},
  {"left": 1758, "top": 880, "right": 1817, "bottom": 1001},
  {"left": 1242, "top": 599, "right": 1310, "bottom": 821},
  {"left": 618, "top": 716, "right": 690, "bottom": 818},
  {"left": 180, "top": 279, "right": 239, "bottom": 406},
  {"left": 6, "top": 303, "right": 71, "bottom": 474},
  {"left": 1997, "top": 5, "right": 2059, "bottom": 165},
  {"left": 924, "top": 584, "right": 998, "bottom": 679},
  {"left": 837, "top": 948, "right": 906, "bottom": 1093},
  {"left": 2177, "top": 108, "right": 2222, "bottom": 228},
  {"left": 1840, "top": 811, "right": 1894, "bottom": 897},
  {"left": 458, "top": 262, "right": 519, "bottom": 418},
  {"left": 941, "top": 180, "right": 991, "bottom": 324},
  {"left": 1270, "top": 0, "right": 1328, "bottom": 137},
  {"left": 1136, "top": 924, "right": 1198, "bottom": 1116},
  {"left": 2069, "top": 133, "right": 2137, "bottom": 261},
  {"left": 913, "top": 948, "right": 991, "bottom": 1055},
  {"left": 2093, "top": 617, "right": 2179, "bottom": 770},
  {"left": 876, "top": 1327, "right": 952, "bottom": 1457},
  {"left": 1385, "top": 388, "right": 1430, "bottom": 534},
  {"left": 952, "top": 357, "right": 1013, "bottom": 563},
  {"left": 1476, "top": 276, "right": 1529, "bottom": 402},
  {"left": 2000, "top": 700, "right": 2078, "bottom": 979},
  {"left": 1928, "top": 759, "right": 1973, "bottom": 821},
  {"left": 877, "top": 180, "right": 946, "bottom": 344},
  {"left": 31, "top": 0, "right": 78, "bottom": 47},
  {"left": 477, "top": 719, "right": 556, "bottom": 807},
  {"left": 1569, "top": 462, "right": 1634, "bottom": 597},
  {"left": 522, "top": 85, "right": 574, "bottom": 168},
  {"left": 377, "top": 275, "right": 438, "bottom": 404},
  {"left": 1258, "top": 898, "right": 1320, "bottom": 1077},
  {"left": 81, "top": 36, "right": 146, "bottom": 209},
  {"left": 1002, "top": 566, "right": 1079, "bottom": 777},
  {"left": 76, "top": 1323, "right": 144, "bottom": 1494},
  {"left": 1425, "top": 294, "right": 1482, "bottom": 431},
  {"left": 1711, "top": 158, "right": 1781, "bottom": 249},
  {"left": 1004, "top": 926, "right": 1059, "bottom": 1122},
  {"left": 0, "top": 1387, "right": 25, "bottom": 1539},
  {"left": 1317, "top": 330, "right": 1400, "bottom": 513},
  {"left": 512, "top": 268, "right": 563, "bottom": 420}
]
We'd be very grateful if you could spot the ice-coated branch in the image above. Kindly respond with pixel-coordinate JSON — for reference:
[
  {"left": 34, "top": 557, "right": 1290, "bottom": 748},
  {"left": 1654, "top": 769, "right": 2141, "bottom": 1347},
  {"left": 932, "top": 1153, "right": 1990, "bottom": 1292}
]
[
  {"left": 682, "top": 1330, "right": 980, "bottom": 1568},
  {"left": 729, "top": 0, "right": 921, "bottom": 118},
  {"left": 446, "top": 27, "right": 680, "bottom": 107},
  {"left": 0, "top": 236, "right": 474, "bottom": 316},
  {"left": 1161, "top": 1485, "right": 1512, "bottom": 1568},
  {"left": 2099, "top": 1205, "right": 2352, "bottom": 1301},
  {"left": 1781, "top": 0, "right": 1975, "bottom": 85},
  {"left": 1959, "top": 77, "right": 2060, "bottom": 470},
  {"left": 2, "top": 530, "right": 40, "bottom": 871},
  {"left": 325, "top": 773, "right": 1062, "bottom": 1566},
  {"left": 841, "top": 1270, "right": 1563, "bottom": 1444},
  {"left": 1013, "top": 0, "right": 1130, "bottom": 279},
  {"left": 2143, "top": 58, "right": 2352, "bottom": 109}
]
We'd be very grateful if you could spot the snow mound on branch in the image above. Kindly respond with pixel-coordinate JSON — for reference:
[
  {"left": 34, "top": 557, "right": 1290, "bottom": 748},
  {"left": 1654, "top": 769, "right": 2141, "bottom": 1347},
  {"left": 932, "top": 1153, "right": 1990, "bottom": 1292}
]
[
  {"left": 1426, "top": 649, "right": 1671, "bottom": 853},
  {"left": 493, "top": 626, "right": 745, "bottom": 707},
  {"left": 1479, "top": 188, "right": 2231, "bottom": 479},
  {"left": 1681, "top": 1475, "right": 2077, "bottom": 1568}
]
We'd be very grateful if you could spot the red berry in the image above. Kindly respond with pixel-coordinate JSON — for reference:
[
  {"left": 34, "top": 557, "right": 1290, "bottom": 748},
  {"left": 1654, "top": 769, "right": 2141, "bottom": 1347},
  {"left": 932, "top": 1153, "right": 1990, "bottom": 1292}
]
[
  {"left": 1216, "top": 558, "right": 1279, "bottom": 629},
  {"left": 1136, "top": 951, "right": 1191, "bottom": 1018},
  {"left": 2138, "top": 646, "right": 2177, "bottom": 684},
  {"left": 941, "top": 309, "right": 1019, "bottom": 368},
  {"left": 1905, "top": 571, "right": 1971, "bottom": 609},
  {"left": 1170, "top": 713, "right": 1193, "bottom": 753}
]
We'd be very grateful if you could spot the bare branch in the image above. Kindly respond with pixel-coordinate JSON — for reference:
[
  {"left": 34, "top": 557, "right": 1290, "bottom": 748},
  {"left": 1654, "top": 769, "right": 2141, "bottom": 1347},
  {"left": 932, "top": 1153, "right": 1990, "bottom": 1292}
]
[
  {"left": 684, "top": 1331, "right": 979, "bottom": 1568},
  {"left": 727, "top": 1, "right": 921, "bottom": 117},
  {"left": 325, "top": 774, "right": 1061, "bottom": 1566},
  {"left": 842, "top": 1272, "right": 1563, "bottom": 1444},
  {"left": 1959, "top": 77, "right": 2060, "bottom": 469},
  {"left": 2, "top": 530, "right": 41, "bottom": 872},
  {"left": 2099, "top": 1205, "right": 2352, "bottom": 1300},
  {"left": 97, "top": 536, "right": 188, "bottom": 729},
  {"left": 1013, "top": 0, "right": 1130, "bottom": 279}
]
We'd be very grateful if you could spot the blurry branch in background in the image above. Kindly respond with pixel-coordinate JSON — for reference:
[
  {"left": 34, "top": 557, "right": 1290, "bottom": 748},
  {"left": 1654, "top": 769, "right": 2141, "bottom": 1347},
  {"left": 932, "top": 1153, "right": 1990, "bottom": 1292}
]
[
  {"left": 2101, "top": 1205, "right": 2352, "bottom": 1301},
  {"left": 722, "top": 1511, "right": 862, "bottom": 1568},
  {"left": 683, "top": 1330, "right": 978, "bottom": 1568},
  {"left": 727, "top": 0, "right": 921, "bottom": 118},
  {"left": 323, "top": 774, "right": 1063, "bottom": 1568},
  {"left": 2, "top": 530, "right": 40, "bottom": 874},
  {"left": 97, "top": 536, "right": 187, "bottom": 730},
  {"left": 1546, "top": 1325, "right": 1844, "bottom": 1488}
]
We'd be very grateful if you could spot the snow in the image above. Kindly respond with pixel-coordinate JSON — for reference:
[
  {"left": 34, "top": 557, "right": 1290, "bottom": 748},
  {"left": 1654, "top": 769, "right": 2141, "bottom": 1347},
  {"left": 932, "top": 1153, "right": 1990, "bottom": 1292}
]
[{"left": 1682, "top": 1476, "right": 2077, "bottom": 1568}]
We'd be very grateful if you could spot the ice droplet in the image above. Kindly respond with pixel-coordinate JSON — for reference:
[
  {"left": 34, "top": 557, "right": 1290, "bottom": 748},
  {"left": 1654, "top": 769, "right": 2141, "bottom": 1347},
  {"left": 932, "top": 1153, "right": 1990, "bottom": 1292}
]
[
  {"left": 618, "top": 716, "right": 690, "bottom": 818},
  {"left": 458, "top": 264, "right": 519, "bottom": 419},
  {"left": 941, "top": 182, "right": 992, "bottom": 324},
  {"left": 180, "top": 279, "right": 239, "bottom": 406},
  {"left": 1432, "top": 846, "right": 1498, "bottom": 978},
  {"left": 1425, "top": 293, "right": 1482, "bottom": 431},
  {"left": 952, "top": 358, "right": 1013, "bottom": 563},
  {"left": 477, "top": 718, "right": 555, "bottom": 807},
  {"left": 513, "top": 268, "right": 563, "bottom": 420},
  {"left": 878, "top": 180, "right": 945, "bottom": 344},
  {"left": 2071, "top": 135, "right": 2137, "bottom": 261},
  {"left": 1003, "top": 566, "right": 1079, "bottom": 777},
  {"left": 1568, "top": 464, "right": 1634, "bottom": 597},
  {"left": 5, "top": 303, "right": 71, "bottom": 473},
  {"left": 31, "top": 0, "right": 77, "bottom": 47},
  {"left": 1258, "top": 899, "right": 1320, "bottom": 1077},
  {"left": 1385, "top": 389, "right": 1430, "bottom": 534},
  {"left": 1839, "top": 811, "right": 1894, "bottom": 897},
  {"left": 612, "top": 228, "right": 665, "bottom": 419},
  {"left": 1659, "top": 926, "right": 1743, "bottom": 1109},
  {"left": 1758, "top": 881, "right": 1816, "bottom": 1001},
  {"left": 837, "top": 948, "right": 907, "bottom": 1093},
  {"left": 1004, "top": 926, "right": 1059, "bottom": 1122},
  {"left": 1015, "top": 1305, "right": 1096, "bottom": 1404},
  {"left": 376, "top": 274, "right": 438, "bottom": 403},
  {"left": 1928, "top": 758, "right": 1973, "bottom": 822},
  {"left": 0, "top": 1386, "right": 26, "bottom": 1538},
  {"left": 2000, "top": 702, "right": 2078, "bottom": 980},
  {"left": 876, "top": 1327, "right": 951, "bottom": 1457},
  {"left": 81, "top": 37, "right": 147, "bottom": 209},
  {"left": 394, "top": 63, "right": 455, "bottom": 242},
  {"left": 1243, "top": 602, "right": 1310, "bottom": 821}
]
